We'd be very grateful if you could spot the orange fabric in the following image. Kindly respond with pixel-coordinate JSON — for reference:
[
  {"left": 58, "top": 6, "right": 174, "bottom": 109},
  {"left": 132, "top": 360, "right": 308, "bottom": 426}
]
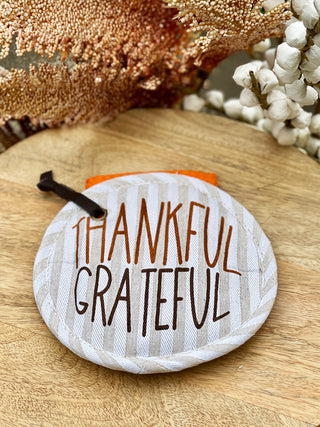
[{"left": 86, "top": 170, "right": 218, "bottom": 189}]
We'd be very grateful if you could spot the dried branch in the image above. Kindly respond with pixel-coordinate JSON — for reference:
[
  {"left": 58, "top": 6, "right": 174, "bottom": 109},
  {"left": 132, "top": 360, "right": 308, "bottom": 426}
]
[{"left": 0, "top": 0, "right": 291, "bottom": 128}]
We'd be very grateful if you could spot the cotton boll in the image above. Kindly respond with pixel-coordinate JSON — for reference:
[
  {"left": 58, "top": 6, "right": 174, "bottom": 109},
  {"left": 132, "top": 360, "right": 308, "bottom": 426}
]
[
  {"left": 285, "top": 79, "right": 307, "bottom": 101},
  {"left": 205, "top": 90, "right": 224, "bottom": 109},
  {"left": 285, "top": 21, "right": 307, "bottom": 49},
  {"left": 265, "top": 48, "right": 276, "bottom": 68},
  {"left": 276, "top": 43, "right": 301, "bottom": 71},
  {"left": 182, "top": 94, "right": 205, "bottom": 112},
  {"left": 313, "top": 34, "right": 320, "bottom": 48},
  {"left": 296, "top": 127, "right": 311, "bottom": 147},
  {"left": 263, "top": 0, "right": 284, "bottom": 11},
  {"left": 301, "top": 3, "right": 320, "bottom": 28},
  {"left": 288, "top": 100, "right": 301, "bottom": 119},
  {"left": 261, "top": 118, "right": 274, "bottom": 132},
  {"left": 285, "top": 16, "right": 300, "bottom": 27},
  {"left": 306, "top": 135, "right": 320, "bottom": 155},
  {"left": 223, "top": 99, "right": 243, "bottom": 119},
  {"left": 273, "top": 61, "right": 300, "bottom": 84},
  {"left": 285, "top": 79, "right": 318, "bottom": 105},
  {"left": 291, "top": 109, "right": 312, "bottom": 128},
  {"left": 239, "top": 88, "right": 260, "bottom": 107},
  {"left": 314, "top": 0, "right": 320, "bottom": 15},
  {"left": 256, "top": 118, "right": 267, "bottom": 130},
  {"left": 277, "top": 86, "right": 286, "bottom": 94},
  {"left": 291, "top": 0, "right": 310, "bottom": 16},
  {"left": 266, "top": 90, "right": 301, "bottom": 121},
  {"left": 266, "top": 99, "right": 291, "bottom": 121},
  {"left": 301, "top": 86, "right": 319, "bottom": 105},
  {"left": 253, "top": 106, "right": 264, "bottom": 121},
  {"left": 267, "top": 89, "right": 288, "bottom": 103},
  {"left": 270, "top": 121, "right": 285, "bottom": 138},
  {"left": 241, "top": 106, "right": 264, "bottom": 123},
  {"left": 266, "top": 100, "right": 293, "bottom": 121},
  {"left": 303, "top": 66, "right": 320, "bottom": 83},
  {"left": 257, "top": 68, "right": 279, "bottom": 94},
  {"left": 277, "top": 126, "right": 298, "bottom": 145},
  {"left": 233, "top": 61, "right": 263, "bottom": 88},
  {"left": 253, "top": 39, "right": 271, "bottom": 53},
  {"left": 300, "top": 59, "right": 318, "bottom": 72},
  {"left": 305, "top": 45, "right": 320, "bottom": 68},
  {"left": 310, "top": 114, "right": 320, "bottom": 135}
]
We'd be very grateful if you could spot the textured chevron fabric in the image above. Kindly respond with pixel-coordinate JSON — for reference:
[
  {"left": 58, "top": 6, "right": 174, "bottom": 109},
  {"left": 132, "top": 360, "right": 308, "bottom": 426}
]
[{"left": 33, "top": 173, "right": 277, "bottom": 374}]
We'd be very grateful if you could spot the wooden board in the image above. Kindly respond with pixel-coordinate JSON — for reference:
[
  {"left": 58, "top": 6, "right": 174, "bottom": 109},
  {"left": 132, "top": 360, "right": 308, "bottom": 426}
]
[{"left": 0, "top": 109, "right": 319, "bottom": 426}]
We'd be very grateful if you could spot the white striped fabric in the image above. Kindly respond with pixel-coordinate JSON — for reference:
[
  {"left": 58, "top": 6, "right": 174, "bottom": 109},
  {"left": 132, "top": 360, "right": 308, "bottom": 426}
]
[{"left": 33, "top": 173, "right": 277, "bottom": 374}]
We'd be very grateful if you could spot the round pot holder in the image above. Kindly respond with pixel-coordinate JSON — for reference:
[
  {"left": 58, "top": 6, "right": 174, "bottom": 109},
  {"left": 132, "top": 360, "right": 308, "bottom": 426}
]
[{"left": 33, "top": 172, "right": 277, "bottom": 374}]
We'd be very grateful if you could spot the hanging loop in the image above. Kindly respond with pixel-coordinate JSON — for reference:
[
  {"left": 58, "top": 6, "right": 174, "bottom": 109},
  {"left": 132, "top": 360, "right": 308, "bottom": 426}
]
[{"left": 37, "top": 171, "right": 107, "bottom": 220}]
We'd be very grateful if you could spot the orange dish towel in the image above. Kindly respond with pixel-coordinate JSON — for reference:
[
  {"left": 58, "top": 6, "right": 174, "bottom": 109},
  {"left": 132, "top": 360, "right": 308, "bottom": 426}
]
[{"left": 86, "top": 170, "right": 218, "bottom": 189}]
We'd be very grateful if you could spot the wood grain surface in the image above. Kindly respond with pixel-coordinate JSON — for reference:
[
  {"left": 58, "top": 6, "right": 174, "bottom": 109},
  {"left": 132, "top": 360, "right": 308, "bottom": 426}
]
[{"left": 0, "top": 109, "right": 319, "bottom": 426}]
